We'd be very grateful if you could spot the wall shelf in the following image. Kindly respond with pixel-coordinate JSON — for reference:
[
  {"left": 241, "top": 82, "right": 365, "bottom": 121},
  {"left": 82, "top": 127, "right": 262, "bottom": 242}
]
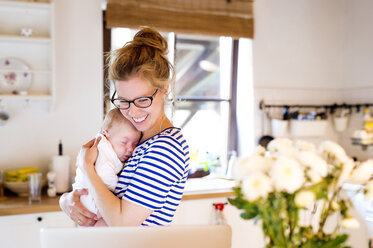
[
  {"left": 0, "top": 34, "right": 51, "bottom": 44},
  {"left": 0, "top": 1, "right": 51, "bottom": 10},
  {"left": 351, "top": 138, "right": 373, "bottom": 151},
  {"left": 0, "top": 0, "right": 54, "bottom": 109},
  {"left": 0, "top": 94, "right": 52, "bottom": 100},
  {"left": 0, "top": 69, "right": 51, "bottom": 73}
]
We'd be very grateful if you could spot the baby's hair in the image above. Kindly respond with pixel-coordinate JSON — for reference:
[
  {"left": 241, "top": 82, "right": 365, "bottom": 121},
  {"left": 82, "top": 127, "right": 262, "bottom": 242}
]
[{"left": 101, "top": 108, "right": 132, "bottom": 132}]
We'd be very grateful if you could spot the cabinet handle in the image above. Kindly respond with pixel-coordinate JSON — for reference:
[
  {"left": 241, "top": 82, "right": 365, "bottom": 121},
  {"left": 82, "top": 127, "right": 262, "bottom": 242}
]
[{"left": 37, "top": 217, "right": 43, "bottom": 222}]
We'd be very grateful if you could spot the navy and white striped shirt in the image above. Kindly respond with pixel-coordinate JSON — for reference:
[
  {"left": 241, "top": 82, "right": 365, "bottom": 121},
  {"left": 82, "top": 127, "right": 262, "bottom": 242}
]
[{"left": 115, "top": 127, "right": 190, "bottom": 226}]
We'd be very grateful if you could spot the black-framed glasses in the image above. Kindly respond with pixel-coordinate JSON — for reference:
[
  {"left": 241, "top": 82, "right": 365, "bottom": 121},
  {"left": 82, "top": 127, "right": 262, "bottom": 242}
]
[{"left": 110, "top": 89, "right": 158, "bottom": 110}]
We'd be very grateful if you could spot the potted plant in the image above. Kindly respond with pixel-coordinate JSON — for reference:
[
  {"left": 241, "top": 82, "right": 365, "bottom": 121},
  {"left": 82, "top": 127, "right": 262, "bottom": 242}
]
[{"left": 229, "top": 138, "right": 373, "bottom": 248}]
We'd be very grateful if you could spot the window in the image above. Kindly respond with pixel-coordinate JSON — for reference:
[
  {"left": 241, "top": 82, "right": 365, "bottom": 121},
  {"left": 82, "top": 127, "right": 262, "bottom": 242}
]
[
  {"left": 106, "top": 28, "right": 253, "bottom": 176},
  {"left": 169, "top": 34, "right": 232, "bottom": 175}
]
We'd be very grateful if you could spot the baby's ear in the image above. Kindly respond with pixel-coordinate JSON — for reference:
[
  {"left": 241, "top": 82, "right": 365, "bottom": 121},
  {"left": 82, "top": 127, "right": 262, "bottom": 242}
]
[{"left": 101, "top": 130, "right": 108, "bottom": 137}]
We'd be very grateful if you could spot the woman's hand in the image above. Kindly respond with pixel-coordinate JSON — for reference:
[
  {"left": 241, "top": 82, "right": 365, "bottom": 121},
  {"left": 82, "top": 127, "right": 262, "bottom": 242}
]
[
  {"left": 82, "top": 137, "right": 101, "bottom": 172},
  {"left": 59, "top": 189, "right": 98, "bottom": 226}
]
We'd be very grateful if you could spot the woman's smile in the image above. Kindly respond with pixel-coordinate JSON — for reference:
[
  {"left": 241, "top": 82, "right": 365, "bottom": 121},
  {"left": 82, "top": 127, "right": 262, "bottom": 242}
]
[{"left": 132, "top": 114, "right": 148, "bottom": 123}]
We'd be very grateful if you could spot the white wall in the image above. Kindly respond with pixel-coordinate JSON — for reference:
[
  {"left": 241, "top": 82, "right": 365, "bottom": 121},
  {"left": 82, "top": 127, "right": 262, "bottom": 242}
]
[
  {"left": 250, "top": 0, "right": 373, "bottom": 160},
  {"left": 0, "top": 0, "right": 103, "bottom": 173},
  {"left": 253, "top": 0, "right": 343, "bottom": 89},
  {"left": 338, "top": 0, "right": 373, "bottom": 159}
]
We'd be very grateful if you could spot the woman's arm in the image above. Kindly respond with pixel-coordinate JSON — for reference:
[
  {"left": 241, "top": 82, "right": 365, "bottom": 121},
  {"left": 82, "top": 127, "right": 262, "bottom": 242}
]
[
  {"left": 59, "top": 189, "right": 98, "bottom": 226},
  {"left": 83, "top": 138, "right": 153, "bottom": 226}
]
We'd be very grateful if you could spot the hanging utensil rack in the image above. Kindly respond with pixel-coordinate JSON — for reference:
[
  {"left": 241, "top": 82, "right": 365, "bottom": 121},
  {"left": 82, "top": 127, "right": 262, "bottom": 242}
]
[
  {"left": 259, "top": 100, "right": 373, "bottom": 150},
  {"left": 259, "top": 100, "right": 373, "bottom": 114}
]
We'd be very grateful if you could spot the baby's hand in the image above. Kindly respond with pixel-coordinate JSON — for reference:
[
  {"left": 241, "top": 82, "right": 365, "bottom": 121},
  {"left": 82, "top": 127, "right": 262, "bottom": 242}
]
[{"left": 82, "top": 136, "right": 102, "bottom": 170}]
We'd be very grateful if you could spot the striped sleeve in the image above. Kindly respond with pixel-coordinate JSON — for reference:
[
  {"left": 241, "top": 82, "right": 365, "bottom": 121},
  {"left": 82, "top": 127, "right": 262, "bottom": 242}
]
[{"left": 122, "top": 136, "right": 186, "bottom": 210}]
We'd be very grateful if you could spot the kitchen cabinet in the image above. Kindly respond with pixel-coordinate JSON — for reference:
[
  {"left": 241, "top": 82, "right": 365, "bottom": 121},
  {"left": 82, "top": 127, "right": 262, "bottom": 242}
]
[
  {"left": 172, "top": 196, "right": 371, "bottom": 248},
  {"left": 0, "top": 211, "right": 75, "bottom": 248},
  {"left": 172, "top": 197, "right": 265, "bottom": 248},
  {"left": 0, "top": 0, "right": 55, "bottom": 105}
]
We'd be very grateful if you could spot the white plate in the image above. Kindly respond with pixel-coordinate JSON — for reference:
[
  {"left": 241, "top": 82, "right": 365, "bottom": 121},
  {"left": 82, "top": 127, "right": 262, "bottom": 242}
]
[{"left": 0, "top": 58, "right": 32, "bottom": 94}]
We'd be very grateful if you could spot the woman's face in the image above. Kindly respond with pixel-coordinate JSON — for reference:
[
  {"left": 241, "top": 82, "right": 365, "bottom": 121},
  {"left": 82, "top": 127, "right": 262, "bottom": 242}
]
[{"left": 115, "top": 75, "right": 166, "bottom": 134}]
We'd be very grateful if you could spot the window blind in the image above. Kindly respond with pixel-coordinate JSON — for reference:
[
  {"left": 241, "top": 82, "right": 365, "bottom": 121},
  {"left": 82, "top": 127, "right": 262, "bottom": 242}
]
[{"left": 105, "top": 0, "right": 254, "bottom": 38}]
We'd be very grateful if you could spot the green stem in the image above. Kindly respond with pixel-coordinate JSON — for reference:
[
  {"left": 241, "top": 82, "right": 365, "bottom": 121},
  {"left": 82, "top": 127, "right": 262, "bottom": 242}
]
[{"left": 318, "top": 185, "right": 341, "bottom": 236}]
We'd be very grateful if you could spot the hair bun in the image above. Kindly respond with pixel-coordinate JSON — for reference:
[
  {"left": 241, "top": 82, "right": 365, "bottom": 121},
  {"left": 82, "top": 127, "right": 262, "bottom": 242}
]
[{"left": 132, "top": 27, "right": 168, "bottom": 55}]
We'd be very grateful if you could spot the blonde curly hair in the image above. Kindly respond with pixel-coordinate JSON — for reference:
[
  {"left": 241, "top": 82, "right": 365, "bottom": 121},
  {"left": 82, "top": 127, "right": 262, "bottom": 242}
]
[{"left": 107, "top": 27, "right": 174, "bottom": 91}]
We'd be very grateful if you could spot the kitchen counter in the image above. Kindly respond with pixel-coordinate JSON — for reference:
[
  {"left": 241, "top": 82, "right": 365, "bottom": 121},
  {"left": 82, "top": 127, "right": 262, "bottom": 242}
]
[
  {"left": 0, "top": 178, "right": 235, "bottom": 216},
  {"left": 0, "top": 195, "right": 62, "bottom": 216}
]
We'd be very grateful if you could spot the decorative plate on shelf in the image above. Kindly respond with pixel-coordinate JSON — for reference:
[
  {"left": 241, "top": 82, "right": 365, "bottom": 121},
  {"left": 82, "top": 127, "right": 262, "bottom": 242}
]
[{"left": 0, "top": 57, "right": 32, "bottom": 94}]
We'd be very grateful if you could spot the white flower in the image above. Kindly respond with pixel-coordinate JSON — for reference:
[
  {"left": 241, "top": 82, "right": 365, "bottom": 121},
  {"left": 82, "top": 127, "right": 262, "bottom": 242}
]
[
  {"left": 338, "top": 158, "right": 355, "bottom": 186},
  {"left": 348, "top": 159, "right": 373, "bottom": 184},
  {"left": 331, "top": 201, "right": 340, "bottom": 210},
  {"left": 318, "top": 140, "right": 348, "bottom": 164},
  {"left": 242, "top": 172, "right": 273, "bottom": 201},
  {"left": 340, "top": 217, "right": 360, "bottom": 229},
  {"left": 365, "top": 181, "right": 373, "bottom": 201},
  {"left": 294, "top": 140, "right": 316, "bottom": 152},
  {"left": 295, "top": 190, "right": 315, "bottom": 208},
  {"left": 271, "top": 156, "right": 305, "bottom": 193},
  {"left": 253, "top": 145, "right": 266, "bottom": 157},
  {"left": 267, "top": 138, "right": 297, "bottom": 157},
  {"left": 297, "top": 151, "right": 328, "bottom": 184},
  {"left": 233, "top": 156, "right": 269, "bottom": 180}
]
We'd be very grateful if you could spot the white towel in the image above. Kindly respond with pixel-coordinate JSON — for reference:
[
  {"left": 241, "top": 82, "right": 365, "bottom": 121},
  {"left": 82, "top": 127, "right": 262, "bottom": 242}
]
[{"left": 72, "top": 133, "right": 123, "bottom": 214}]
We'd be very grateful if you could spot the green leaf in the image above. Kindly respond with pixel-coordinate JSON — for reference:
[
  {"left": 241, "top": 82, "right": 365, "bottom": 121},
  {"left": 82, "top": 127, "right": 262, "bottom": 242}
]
[
  {"left": 321, "top": 234, "right": 349, "bottom": 248},
  {"left": 227, "top": 197, "right": 246, "bottom": 209},
  {"left": 339, "top": 200, "right": 348, "bottom": 218},
  {"left": 310, "top": 181, "right": 329, "bottom": 200},
  {"left": 301, "top": 234, "right": 349, "bottom": 248},
  {"left": 240, "top": 211, "right": 257, "bottom": 220}
]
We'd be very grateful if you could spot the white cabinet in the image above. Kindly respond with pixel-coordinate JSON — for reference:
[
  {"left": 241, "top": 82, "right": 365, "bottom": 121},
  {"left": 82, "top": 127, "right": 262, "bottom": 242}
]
[
  {"left": 0, "top": 0, "right": 54, "bottom": 104},
  {"left": 172, "top": 197, "right": 265, "bottom": 248},
  {"left": 0, "top": 211, "right": 75, "bottom": 248}
]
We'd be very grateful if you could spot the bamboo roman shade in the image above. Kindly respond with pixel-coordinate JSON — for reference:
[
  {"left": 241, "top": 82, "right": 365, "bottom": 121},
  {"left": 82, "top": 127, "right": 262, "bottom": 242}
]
[{"left": 105, "top": 0, "right": 254, "bottom": 38}]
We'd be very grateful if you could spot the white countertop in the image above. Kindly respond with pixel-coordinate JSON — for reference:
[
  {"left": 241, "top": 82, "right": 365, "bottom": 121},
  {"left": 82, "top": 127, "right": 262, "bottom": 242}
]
[{"left": 183, "top": 177, "right": 236, "bottom": 195}]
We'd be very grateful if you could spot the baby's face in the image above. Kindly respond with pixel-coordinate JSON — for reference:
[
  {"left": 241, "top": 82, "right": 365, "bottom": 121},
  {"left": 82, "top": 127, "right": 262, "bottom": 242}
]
[{"left": 105, "top": 124, "right": 141, "bottom": 162}]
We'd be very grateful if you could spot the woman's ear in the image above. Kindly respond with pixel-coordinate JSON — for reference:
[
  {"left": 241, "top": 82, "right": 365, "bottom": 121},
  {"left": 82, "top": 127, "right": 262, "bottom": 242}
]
[{"left": 161, "top": 84, "right": 169, "bottom": 95}]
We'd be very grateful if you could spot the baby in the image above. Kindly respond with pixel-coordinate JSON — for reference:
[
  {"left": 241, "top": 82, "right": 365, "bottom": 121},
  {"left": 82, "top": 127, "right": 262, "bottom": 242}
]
[{"left": 72, "top": 108, "right": 141, "bottom": 226}]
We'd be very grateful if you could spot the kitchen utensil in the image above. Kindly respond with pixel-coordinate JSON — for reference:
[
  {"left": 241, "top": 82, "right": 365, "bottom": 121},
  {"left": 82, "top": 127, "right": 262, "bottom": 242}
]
[
  {"left": 271, "top": 119, "right": 289, "bottom": 137},
  {"left": 258, "top": 135, "right": 274, "bottom": 149}
]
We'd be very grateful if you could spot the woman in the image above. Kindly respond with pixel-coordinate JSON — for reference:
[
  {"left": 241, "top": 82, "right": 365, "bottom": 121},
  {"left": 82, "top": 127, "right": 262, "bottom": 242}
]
[{"left": 60, "top": 27, "right": 190, "bottom": 226}]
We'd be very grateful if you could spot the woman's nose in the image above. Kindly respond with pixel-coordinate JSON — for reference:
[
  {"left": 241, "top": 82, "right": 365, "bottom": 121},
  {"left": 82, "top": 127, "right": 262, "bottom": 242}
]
[{"left": 128, "top": 104, "right": 142, "bottom": 117}]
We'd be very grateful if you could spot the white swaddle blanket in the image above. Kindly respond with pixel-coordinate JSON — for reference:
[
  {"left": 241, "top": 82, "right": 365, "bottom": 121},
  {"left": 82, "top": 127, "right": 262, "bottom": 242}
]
[{"left": 72, "top": 133, "right": 123, "bottom": 215}]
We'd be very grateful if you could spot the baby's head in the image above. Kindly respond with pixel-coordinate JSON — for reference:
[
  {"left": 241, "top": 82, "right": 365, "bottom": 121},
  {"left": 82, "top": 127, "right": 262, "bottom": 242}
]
[{"left": 101, "top": 108, "right": 141, "bottom": 162}]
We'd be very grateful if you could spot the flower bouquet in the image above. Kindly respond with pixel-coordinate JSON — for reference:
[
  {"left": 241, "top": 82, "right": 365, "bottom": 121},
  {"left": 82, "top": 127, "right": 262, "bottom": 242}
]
[{"left": 228, "top": 138, "right": 373, "bottom": 248}]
